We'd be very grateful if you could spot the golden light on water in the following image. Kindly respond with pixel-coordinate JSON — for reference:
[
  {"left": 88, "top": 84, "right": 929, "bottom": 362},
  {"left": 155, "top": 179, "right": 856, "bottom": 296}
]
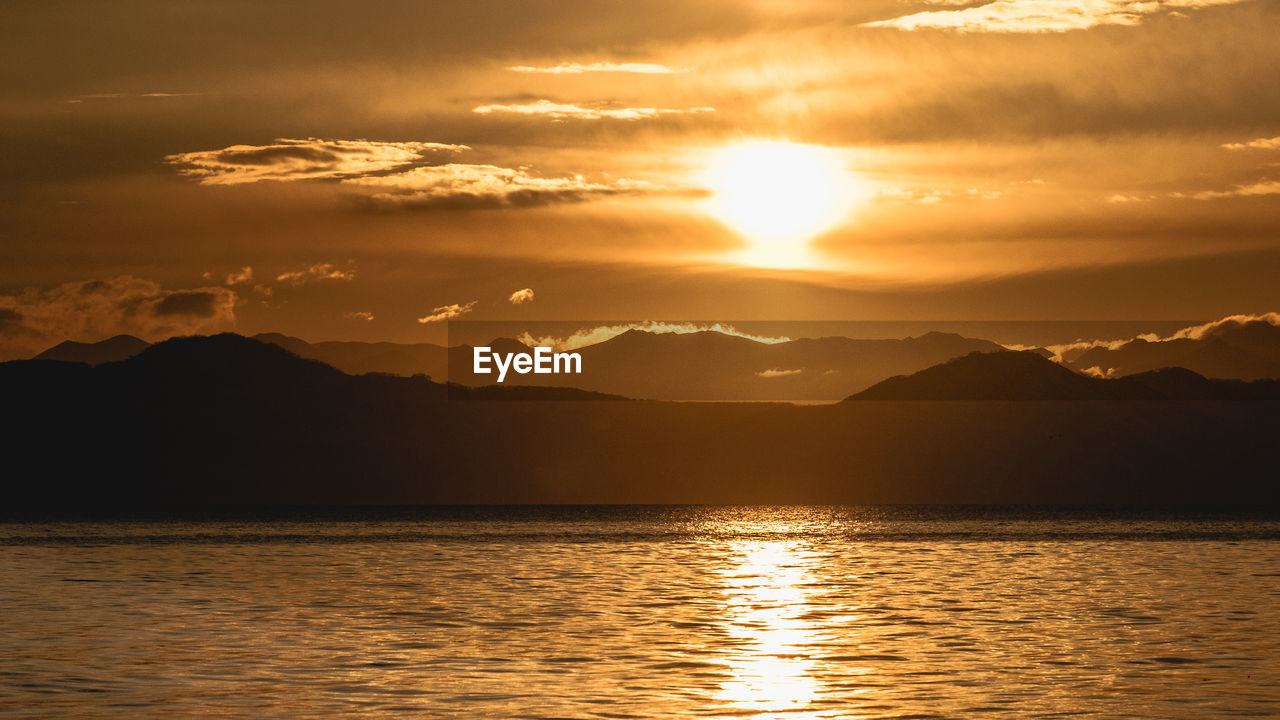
[
  {"left": 716, "top": 540, "right": 824, "bottom": 717},
  {"left": 702, "top": 141, "right": 863, "bottom": 269}
]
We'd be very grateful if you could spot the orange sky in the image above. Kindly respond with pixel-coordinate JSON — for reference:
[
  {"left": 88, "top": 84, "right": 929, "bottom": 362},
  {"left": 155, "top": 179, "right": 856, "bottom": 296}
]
[{"left": 2, "top": 0, "right": 1279, "bottom": 357}]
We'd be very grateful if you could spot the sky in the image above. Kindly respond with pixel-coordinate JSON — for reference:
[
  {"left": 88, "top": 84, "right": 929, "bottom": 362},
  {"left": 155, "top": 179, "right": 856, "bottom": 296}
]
[{"left": 2, "top": 0, "right": 1279, "bottom": 358}]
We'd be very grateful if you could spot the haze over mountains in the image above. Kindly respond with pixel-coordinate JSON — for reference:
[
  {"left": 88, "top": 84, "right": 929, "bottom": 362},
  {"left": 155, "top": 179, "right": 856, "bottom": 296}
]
[{"left": 5, "top": 333, "right": 1279, "bottom": 506}]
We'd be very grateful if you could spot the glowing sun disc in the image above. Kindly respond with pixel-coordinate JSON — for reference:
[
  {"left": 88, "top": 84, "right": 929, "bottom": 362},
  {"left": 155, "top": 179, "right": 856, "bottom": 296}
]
[{"left": 702, "top": 141, "right": 858, "bottom": 264}]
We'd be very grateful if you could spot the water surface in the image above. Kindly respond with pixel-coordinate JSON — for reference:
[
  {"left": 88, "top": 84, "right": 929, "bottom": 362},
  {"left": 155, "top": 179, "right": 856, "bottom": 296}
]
[{"left": 2, "top": 506, "right": 1278, "bottom": 718}]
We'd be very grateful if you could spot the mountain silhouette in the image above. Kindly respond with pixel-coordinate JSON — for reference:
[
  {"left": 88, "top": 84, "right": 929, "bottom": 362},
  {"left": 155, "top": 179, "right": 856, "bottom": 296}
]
[
  {"left": 848, "top": 350, "right": 1280, "bottom": 401},
  {"left": 3, "top": 334, "right": 1278, "bottom": 506},
  {"left": 34, "top": 335, "right": 149, "bottom": 365},
  {"left": 252, "top": 333, "right": 448, "bottom": 378},
  {"left": 1068, "top": 319, "right": 1280, "bottom": 380},
  {"left": 28, "top": 329, "right": 1009, "bottom": 401}
]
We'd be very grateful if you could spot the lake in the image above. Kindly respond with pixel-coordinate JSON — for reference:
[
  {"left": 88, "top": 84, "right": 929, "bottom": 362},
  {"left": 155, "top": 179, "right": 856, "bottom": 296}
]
[{"left": 2, "top": 506, "right": 1278, "bottom": 718}]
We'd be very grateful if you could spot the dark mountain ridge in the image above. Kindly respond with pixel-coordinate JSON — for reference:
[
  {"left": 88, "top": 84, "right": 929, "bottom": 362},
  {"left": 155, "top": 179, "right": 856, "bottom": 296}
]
[
  {"left": 848, "top": 351, "right": 1280, "bottom": 401},
  {"left": 3, "top": 335, "right": 1278, "bottom": 506}
]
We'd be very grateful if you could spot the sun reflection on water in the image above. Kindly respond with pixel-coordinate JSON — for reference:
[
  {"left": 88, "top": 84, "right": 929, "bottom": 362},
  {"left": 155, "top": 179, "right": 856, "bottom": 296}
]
[{"left": 715, "top": 539, "right": 826, "bottom": 718}]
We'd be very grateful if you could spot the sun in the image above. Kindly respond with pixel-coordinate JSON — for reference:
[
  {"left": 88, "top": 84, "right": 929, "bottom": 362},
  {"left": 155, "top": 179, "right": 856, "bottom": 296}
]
[{"left": 702, "top": 141, "right": 860, "bottom": 268}]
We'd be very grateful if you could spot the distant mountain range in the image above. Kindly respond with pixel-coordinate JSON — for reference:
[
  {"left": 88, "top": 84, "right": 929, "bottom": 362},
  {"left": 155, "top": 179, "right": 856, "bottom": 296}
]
[
  {"left": 35, "top": 329, "right": 1007, "bottom": 401},
  {"left": 1064, "top": 319, "right": 1280, "bottom": 380},
  {"left": 30, "top": 319, "right": 1280, "bottom": 401},
  {"left": 5, "top": 334, "right": 1279, "bottom": 505}
]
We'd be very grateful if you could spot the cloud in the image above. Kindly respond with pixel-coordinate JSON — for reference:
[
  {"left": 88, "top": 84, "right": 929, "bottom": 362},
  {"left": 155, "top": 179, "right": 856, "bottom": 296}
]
[
  {"left": 167, "top": 138, "right": 678, "bottom": 210},
  {"left": 506, "top": 62, "right": 688, "bottom": 74},
  {"left": 472, "top": 99, "right": 714, "bottom": 120},
  {"left": 343, "top": 164, "right": 669, "bottom": 209},
  {"left": 875, "top": 187, "right": 1003, "bottom": 205},
  {"left": 861, "top": 0, "right": 1246, "bottom": 33},
  {"left": 1221, "top": 136, "right": 1280, "bottom": 151},
  {"left": 508, "top": 288, "right": 535, "bottom": 304},
  {"left": 64, "top": 92, "right": 200, "bottom": 104},
  {"left": 276, "top": 263, "right": 356, "bottom": 286},
  {"left": 0, "top": 276, "right": 237, "bottom": 360},
  {"left": 342, "top": 311, "right": 375, "bottom": 321},
  {"left": 1189, "top": 180, "right": 1280, "bottom": 200},
  {"left": 417, "top": 301, "right": 477, "bottom": 324},
  {"left": 516, "top": 322, "right": 791, "bottom": 352},
  {"left": 756, "top": 368, "right": 803, "bottom": 378},
  {"left": 225, "top": 266, "right": 254, "bottom": 286},
  {"left": 1029, "top": 312, "right": 1280, "bottom": 362},
  {"left": 166, "top": 138, "right": 467, "bottom": 185}
]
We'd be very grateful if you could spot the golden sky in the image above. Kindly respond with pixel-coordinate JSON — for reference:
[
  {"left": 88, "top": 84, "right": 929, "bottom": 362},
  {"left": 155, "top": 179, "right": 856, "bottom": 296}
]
[{"left": 2, "top": 0, "right": 1279, "bottom": 356}]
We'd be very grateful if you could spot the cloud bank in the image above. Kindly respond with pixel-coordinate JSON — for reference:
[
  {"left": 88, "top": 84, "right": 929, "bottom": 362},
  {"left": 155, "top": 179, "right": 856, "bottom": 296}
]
[{"left": 0, "top": 276, "right": 237, "bottom": 360}]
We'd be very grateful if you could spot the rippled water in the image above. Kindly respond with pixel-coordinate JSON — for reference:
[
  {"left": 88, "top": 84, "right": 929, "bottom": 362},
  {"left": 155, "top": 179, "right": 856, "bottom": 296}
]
[{"left": 2, "top": 507, "right": 1278, "bottom": 719}]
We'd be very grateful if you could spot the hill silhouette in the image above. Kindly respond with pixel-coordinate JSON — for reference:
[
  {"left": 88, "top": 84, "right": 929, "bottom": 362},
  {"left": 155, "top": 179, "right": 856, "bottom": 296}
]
[
  {"left": 3, "top": 334, "right": 1278, "bottom": 506},
  {"left": 252, "top": 333, "right": 449, "bottom": 378},
  {"left": 34, "top": 335, "right": 149, "bottom": 365},
  {"left": 848, "top": 351, "right": 1280, "bottom": 401}
]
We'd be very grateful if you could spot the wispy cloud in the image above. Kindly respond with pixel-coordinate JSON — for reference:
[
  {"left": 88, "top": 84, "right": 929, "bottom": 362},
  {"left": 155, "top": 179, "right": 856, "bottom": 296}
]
[
  {"left": 276, "top": 263, "right": 356, "bottom": 286},
  {"left": 64, "top": 92, "right": 200, "bottom": 104},
  {"left": 342, "top": 311, "right": 375, "bottom": 321},
  {"left": 508, "top": 288, "right": 535, "bottom": 304},
  {"left": 0, "top": 276, "right": 236, "bottom": 360},
  {"left": 166, "top": 138, "right": 467, "bottom": 185},
  {"left": 167, "top": 138, "right": 675, "bottom": 210},
  {"left": 861, "top": 0, "right": 1246, "bottom": 34},
  {"left": 224, "top": 266, "right": 254, "bottom": 286},
  {"left": 875, "top": 187, "right": 1003, "bottom": 205},
  {"left": 756, "top": 368, "right": 803, "bottom": 378},
  {"left": 1221, "top": 136, "right": 1280, "bottom": 151},
  {"left": 472, "top": 99, "right": 713, "bottom": 121},
  {"left": 507, "top": 62, "right": 687, "bottom": 75},
  {"left": 517, "top": 322, "right": 791, "bottom": 352},
  {"left": 344, "top": 164, "right": 666, "bottom": 209},
  {"left": 1188, "top": 180, "right": 1280, "bottom": 200},
  {"left": 417, "top": 301, "right": 477, "bottom": 324}
]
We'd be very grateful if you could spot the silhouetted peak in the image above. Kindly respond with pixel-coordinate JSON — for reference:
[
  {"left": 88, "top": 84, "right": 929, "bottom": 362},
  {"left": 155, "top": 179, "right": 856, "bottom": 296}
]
[
  {"left": 252, "top": 332, "right": 307, "bottom": 345},
  {"left": 908, "top": 331, "right": 966, "bottom": 342},
  {"left": 486, "top": 337, "right": 532, "bottom": 353},
  {"left": 34, "top": 334, "right": 151, "bottom": 365},
  {"left": 847, "top": 350, "right": 1125, "bottom": 401},
  {"left": 114, "top": 333, "right": 345, "bottom": 382}
]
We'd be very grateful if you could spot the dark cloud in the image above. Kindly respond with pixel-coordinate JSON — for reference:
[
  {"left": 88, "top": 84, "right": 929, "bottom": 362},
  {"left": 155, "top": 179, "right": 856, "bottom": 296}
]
[
  {"left": 0, "top": 277, "right": 237, "bottom": 360},
  {"left": 154, "top": 291, "right": 222, "bottom": 318}
]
